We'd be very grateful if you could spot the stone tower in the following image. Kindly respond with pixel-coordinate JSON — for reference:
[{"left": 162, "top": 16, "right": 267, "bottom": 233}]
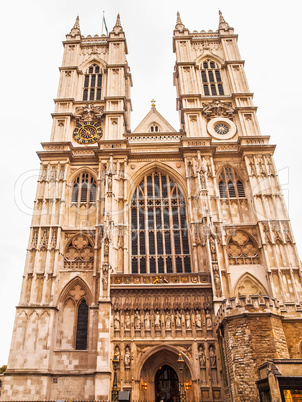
[{"left": 2, "top": 11, "right": 302, "bottom": 402}]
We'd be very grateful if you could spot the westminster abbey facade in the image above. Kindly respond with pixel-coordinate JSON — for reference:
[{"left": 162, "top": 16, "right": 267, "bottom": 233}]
[{"left": 1, "top": 11, "right": 302, "bottom": 402}]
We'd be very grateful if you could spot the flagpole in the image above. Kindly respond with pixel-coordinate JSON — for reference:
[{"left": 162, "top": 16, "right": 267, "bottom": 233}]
[{"left": 101, "top": 10, "right": 104, "bottom": 35}]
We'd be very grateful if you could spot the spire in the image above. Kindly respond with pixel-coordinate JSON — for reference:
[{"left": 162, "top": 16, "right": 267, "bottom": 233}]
[
  {"left": 218, "top": 10, "right": 230, "bottom": 31},
  {"left": 112, "top": 13, "right": 123, "bottom": 33},
  {"left": 175, "top": 11, "right": 185, "bottom": 31},
  {"left": 115, "top": 13, "right": 122, "bottom": 28},
  {"left": 69, "top": 15, "right": 81, "bottom": 36}
]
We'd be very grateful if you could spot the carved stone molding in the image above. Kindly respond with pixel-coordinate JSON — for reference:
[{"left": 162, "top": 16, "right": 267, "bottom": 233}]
[{"left": 72, "top": 103, "right": 104, "bottom": 123}]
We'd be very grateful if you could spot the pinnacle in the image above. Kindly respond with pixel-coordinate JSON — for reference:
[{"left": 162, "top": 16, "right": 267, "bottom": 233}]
[
  {"left": 112, "top": 13, "right": 123, "bottom": 33},
  {"left": 69, "top": 15, "right": 81, "bottom": 35},
  {"left": 115, "top": 13, "right": 122, "bottom": 28},
  {"left": 176, "top": 11, "right": 182, "bottom": 25},
  {"left": 175, "top": 11, "right": 185, "bottom": 30},
  {"left": 218, "top": 10, "right": 230, "bottom": 30}
]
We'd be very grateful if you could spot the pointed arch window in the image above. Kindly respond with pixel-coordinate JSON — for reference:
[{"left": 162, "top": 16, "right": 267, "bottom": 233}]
[
  {"left": 218, "top": 167, "right": 245, "bottom": 198},
  {"left": 83, "top": 64, "right": 102, "bottom": 101},
  {"left": 201, "top": 60, "right": 224, "bottom": 96},
  {"left": 131, "top": 172, "right": 191, "bottom": 274},
  {"left": 71, "top": 172, "right": 97, "bottom": 205},
  {"left": 75, "top": 299, "right": 89, "bottom": 350}
]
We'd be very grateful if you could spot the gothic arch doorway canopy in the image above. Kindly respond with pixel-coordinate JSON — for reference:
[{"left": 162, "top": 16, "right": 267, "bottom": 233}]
[{"left": 137, "top": 346, "right": 194, "bottom": 401}]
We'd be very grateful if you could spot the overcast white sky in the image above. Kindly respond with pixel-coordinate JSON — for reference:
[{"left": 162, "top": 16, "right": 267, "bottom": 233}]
[{"left": 0, "top": 0, "right": 301, "bottom": 365}]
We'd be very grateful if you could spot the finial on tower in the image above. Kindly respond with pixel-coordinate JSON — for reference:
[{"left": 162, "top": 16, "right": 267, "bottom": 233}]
[
  {"left": 151, "top": 99, "right": 156, "bottom": 109},
  {"left": 218, "top": 10, "right": 230, "bottom": 31},
  {"left": 112, "top": 13, "right": 123, "bottom": 33},
  {"left": 175, "top": 11, "right": 185, "bottom": 31},
  {"left": 69, "top": 15, "right": 81, "bottom": 36}
]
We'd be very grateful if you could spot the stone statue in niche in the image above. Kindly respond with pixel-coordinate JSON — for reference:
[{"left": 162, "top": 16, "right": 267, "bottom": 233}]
[
  {"left": 185, "top": 311, "right": 191, "bottom": 330},
  {"left": 134, "top": 310, "right": 141, "bottom": 330},
  {"left": 198, "top": 157, "right": 208, "bottom": 188},
  {"left": 195, "top": 310, "right": 202, "bottom": 329},
  {"left": 212, "top": 264, "right": 222, "bottom": 297},
  {"left": 124, "top": 311, "right": 131, "bottom": 330},
  {"left": 114, "top": 311, "right": 120, "bottom": 330},
  {"left": 124, "top": 346, "right": 131, "bottom": 367},
  {"left": 102, "top": 265, "right": 109, "bottom": 291},
  {"left": 104, "top": 237, "right": 109, "bottom": 256},
  {"left": 144, "top": 310, "right": 151, "bottom": 330},
  {"left": 155, "top": 310, "right": 161, "bottom": 330},
  {"left": 175, "top": 310, "right": 182, "bottom": 329},
  {"left": 165, "top": 312, "right": 171, "bottom": 330},
  {"left": 206, "top": 313, "right": 212, "bottom": 330},
  {"left": 209, "top": 346, "right": 216, "bottom": 366},
  {"left": 199, "top": 345, "right": 206, "bottom": 367},
  {"left": 115, "top": 345, "right": 120, "bottom": 361},
  {"left": 210, "top": 236, "right": 217, "bottom": 262}
]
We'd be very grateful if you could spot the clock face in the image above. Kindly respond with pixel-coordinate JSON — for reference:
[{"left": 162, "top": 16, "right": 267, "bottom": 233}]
[{"left": 73, "top": 121, "right": 102, "bottom": 144}]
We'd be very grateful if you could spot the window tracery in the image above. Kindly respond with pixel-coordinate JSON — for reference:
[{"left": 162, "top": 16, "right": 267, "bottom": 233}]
[
  {"left": 71, "top": 172, "right": 97, "bottom": 205},
  {"left": 227, "top": 230, "right": 259, "bottom": 265},
  {"left": 131, "top": 172, "right": 191, "bottom": 274},
  {"left": 83, "top": 64, "right": 102, "bottom": 101},
  {"left": 218, "top": 166, "right": 245, "bottom": 198},
  {"left": 201, "top": 60, "right": 224, "bottom": 96},
  {"left": 64, "top": 234, "right": 94, "bottom": 269}
]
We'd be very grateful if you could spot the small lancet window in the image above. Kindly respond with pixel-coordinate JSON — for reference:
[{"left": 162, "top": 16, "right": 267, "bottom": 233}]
[
  {"left": 83, "top": 64, "right": 102, "bottom": 101},
  {"left": 150, "top": 123, "right": 160, "bottom": 133},
  {"left": 71, "top": 172, "right": 97, "bottom": 205},
  {"left": 201, "top": 59, "right": 224, "bottom": 96},
  {"left": 75, "top": 299, "right": 89, "bottom": 350},
  {"left": 218, "top": 167, "right": 245, "bottom": 198}
]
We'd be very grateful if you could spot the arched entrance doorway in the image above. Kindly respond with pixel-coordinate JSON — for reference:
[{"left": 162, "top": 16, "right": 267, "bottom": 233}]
[
  {"left": 136, "top": 347, "right": 194, "bottom": 401},
  {"left": 155, "top": 365, "right": 179, "bottom": 402}
]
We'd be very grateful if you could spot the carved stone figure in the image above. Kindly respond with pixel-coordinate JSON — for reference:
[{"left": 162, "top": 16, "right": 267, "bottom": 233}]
[
  {"left": 134, "top": 310, "right": 141, "bottom": 330},
  {"left": 165, "top": 312, "right": 171, "bottom": 330},
  {"left": 213, "top": 264, "right": 222, "bottom": 296},
  {"left": 114, "top": 311, "right": 120, "bottom": 330},
  {"left": 175, "top": 310, "right": 182, "bottom": 329},
  {"left": 185, "top": 311, "right": 191, "bottom": 329},
  {"left": 102, "top": 265, "right": 108, "bottom": 290},
  {"left": 209, "top": 346, "right": 216, "bottom": 366},
  {"left": 206, "top": 314, "right": 212, "bottom": 330},
  {"left": 124, "top": 346, "right": 131, "bottom": 367},
  {"left": 199, "top": 345, "right": 206, "bottom": 367},
  {"left": 195, "top": 310, "right": 202, "bottom": 329},
  {"left": 124, "top": 311, "right": 131, "bottom": 330},
  {"left": 115, "top": 345, "right": 120, "bottom": 361},
  {"left": 210, "top": 236, "right": 217, "bottom": 261},
  {"left": 144, "top": 311, "right": 151, "bottom": 330},
  {"left": 155, "top": 310, "right": 161, "bottom": 330},
  {"left": 104, "top": 237, "right": 109, "bottom": 256}
]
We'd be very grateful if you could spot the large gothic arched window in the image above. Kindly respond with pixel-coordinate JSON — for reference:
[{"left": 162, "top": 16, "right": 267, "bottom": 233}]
[
  {"left": 83, "top": 64, "right": 102, "bottom": 101},
  {"left": 201, "top": 60, "right": 224, "bottom": 96},
  {"left": 131, "top": 172, "right": 191, "bottom": 274}
]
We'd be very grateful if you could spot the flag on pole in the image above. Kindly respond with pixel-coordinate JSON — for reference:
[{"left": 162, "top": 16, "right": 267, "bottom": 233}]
[{"left": 102, "top": 11, "right": 108, "bottom": 36}]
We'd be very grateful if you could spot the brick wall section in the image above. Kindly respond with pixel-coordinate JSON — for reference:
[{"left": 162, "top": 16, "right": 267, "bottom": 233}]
[
  {"left": 283, "top": 321, "right": 302, "bottom": 358},
  {"left": 222, "top": 313, "right": 289, "bottom": 402}
]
